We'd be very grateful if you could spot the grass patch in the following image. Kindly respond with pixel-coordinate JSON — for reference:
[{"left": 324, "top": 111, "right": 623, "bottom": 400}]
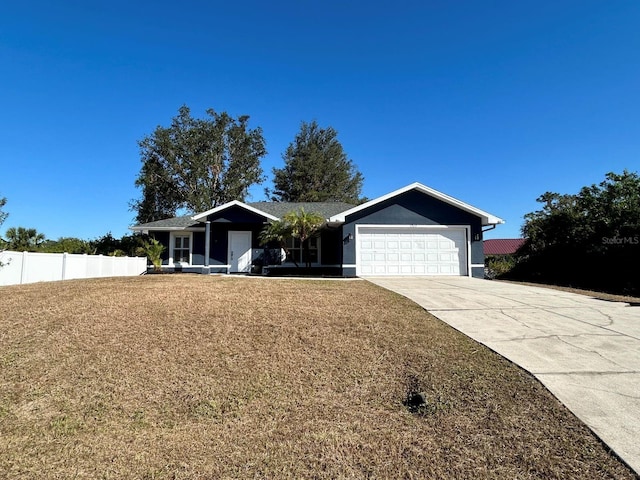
[
  {"left": 0, "top": 276, "right": 635, "bottom": 478},
  {"left": 499, "top": 279, "right": 640, "bottom": 305}
]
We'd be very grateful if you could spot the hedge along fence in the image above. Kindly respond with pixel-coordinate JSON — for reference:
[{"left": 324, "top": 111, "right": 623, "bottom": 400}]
[{"left": 0, "top": 250, "right": 148, "bottom": 286}]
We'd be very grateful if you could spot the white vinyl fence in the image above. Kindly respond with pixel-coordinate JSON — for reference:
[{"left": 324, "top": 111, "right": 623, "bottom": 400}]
[{"left": 0, "top": 250, "right": 148, "bottom": 286}]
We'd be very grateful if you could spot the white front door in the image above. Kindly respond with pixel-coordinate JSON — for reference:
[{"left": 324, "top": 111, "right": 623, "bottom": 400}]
[{"left": 228, "top": 231, "right": 252, "bottom": 273}]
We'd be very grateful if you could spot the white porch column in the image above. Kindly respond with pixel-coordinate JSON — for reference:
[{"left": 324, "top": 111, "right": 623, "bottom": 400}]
[{"left": 204, "top": 221, "right": 211, "bottom": 267}]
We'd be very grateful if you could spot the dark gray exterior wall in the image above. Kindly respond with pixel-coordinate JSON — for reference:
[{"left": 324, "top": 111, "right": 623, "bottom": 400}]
[
  {"left": 341, "top": 190, "right": 485, "bottom": 278},
  {"left": 150, "top": 231, "right": 171, "bottom": 266},
  {"left": 150, "top": 206, "right": 271, "bottom": 269},
  {"left": 204, "top": 206, "right": 271, "bottom": 266},
  {"left": 470, "top": 239, "right": 484, "bottom": 278},
  {"left": 319, "top": 227, "right": 342, "bottom": 265},
  {"left": 192, "top": 232, "right": 206, "bottom": 265}
]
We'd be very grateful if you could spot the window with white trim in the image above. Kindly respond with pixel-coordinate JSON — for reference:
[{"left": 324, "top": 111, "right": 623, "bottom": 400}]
[
  {"left": 285, "top": 236, "right": 319, "bottom": 264},
  {"left": 173, "top": 235, "right": 190, "bottom": 264}
]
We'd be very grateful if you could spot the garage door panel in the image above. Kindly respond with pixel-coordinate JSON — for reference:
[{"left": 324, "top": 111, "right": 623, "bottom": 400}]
[
  {"left": 357, "top": 227, "right": 467, "bottom": 276},
  {"left": 426, "top": 264, "right": 439, "bottom": 274},
  {"left": 413, "top": 265, "right": 426, "bottom": 274}
]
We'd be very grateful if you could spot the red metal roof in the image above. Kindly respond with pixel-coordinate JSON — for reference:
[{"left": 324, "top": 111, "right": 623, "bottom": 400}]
[{"left": 483, "top": 238, "right": 525, "bottom": 255}]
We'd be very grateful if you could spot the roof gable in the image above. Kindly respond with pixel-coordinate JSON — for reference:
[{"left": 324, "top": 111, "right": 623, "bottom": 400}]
[
  {"left": 131, "top": 201, "right": 356, "bottom": 232},
  {"left": 191, "top": 200, "right": 279, "bottom": 222},
  {"left": 329, "top": 182, "right": 504, "bottom": 226},
  {"left": 192, "top": 200, "right": 355, "bottom": 223}
]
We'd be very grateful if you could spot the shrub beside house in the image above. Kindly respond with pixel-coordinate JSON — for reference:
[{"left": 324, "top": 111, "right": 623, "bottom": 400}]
[{"left": 483, "top": 238, "right": 524, "bottom": 278}]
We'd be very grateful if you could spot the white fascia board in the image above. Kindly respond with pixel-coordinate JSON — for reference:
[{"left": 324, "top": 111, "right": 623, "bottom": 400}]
[
  {"left": 329, "top": 182, "right": 504, "bottom": 226},
  {"left": 191, "top": 200, "right": 279, "bottom": 222}
]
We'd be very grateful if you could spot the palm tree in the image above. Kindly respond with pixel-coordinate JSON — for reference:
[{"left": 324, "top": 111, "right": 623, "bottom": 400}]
[
  {"left": 259, "top": 208, "right": 325, "bottom": 268},
  {"left": 282, "top": 208, "right": 324, "bottom": 268},
  {"left": 259, "top": 218, "right": 296, "bottom": 267},
  {"left": 140, "top": 238, "right": 165, "bottom": 272},
  {"left": 3, "top": 227, "right": 46, "bottom": 252}
]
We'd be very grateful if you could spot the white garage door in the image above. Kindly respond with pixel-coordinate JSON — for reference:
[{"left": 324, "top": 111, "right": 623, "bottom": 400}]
[{"left": 357, "top": 226, "right": 468, "bottom": 276}]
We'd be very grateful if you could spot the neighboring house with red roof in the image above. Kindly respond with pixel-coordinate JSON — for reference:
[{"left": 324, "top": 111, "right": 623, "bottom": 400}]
[
  {"left": 483, "top": 238, "right": 525, "bottom": 256},
  {"left": 483, "top": 238, "right": 525, "bottom": 278}
]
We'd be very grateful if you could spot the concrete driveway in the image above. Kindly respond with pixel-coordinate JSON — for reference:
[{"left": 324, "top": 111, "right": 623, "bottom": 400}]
[{"left": 365, "top": 276, "right": 640, "bottom": 474}]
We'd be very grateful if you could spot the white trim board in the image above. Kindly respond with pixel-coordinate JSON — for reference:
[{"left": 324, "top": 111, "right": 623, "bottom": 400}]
[{"left": 169, "top": 231, "right": 193, "bottom": 267}]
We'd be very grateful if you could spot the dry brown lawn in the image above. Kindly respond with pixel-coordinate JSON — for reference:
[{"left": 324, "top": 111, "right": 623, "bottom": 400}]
[{"left": 0, "top": 275, "right": 635, "bottom": 479}]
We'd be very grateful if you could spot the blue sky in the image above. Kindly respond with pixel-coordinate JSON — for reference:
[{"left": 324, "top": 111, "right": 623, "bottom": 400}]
[{"left": 1, "top": 1, "right": 638, "bottom": 241}]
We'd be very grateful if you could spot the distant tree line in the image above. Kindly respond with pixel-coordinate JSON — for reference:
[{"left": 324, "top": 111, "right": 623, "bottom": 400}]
[
  {"left": 0, "top": 194, "right": 145, "bottom": 256},
  {"left": 503, "top": 170, "right": 640, "bottom": 296},
  {"left": 1, "top": 227, "right": 145, "bottom": 257}
]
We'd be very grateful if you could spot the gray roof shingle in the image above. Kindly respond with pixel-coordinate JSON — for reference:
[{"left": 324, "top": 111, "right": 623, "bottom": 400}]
[
  {"left": 132, "top": 216, "right": 201, "bottom": 230},
  {"left": 248, "top": 202, "right": 355, "bottom": 219}
]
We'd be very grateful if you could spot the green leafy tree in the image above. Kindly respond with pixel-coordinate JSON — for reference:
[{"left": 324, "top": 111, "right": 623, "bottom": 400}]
[
  {"left": 132, "top": 105, "right": 267, "bottom": 223},
  {"left": 522, "top": 171, "right": 640, "bottom": 255},
  {"left": 132, "top": 156, "right": 182, "bottom": 225},
  {"left": 4, "top": 227, "right": 46, "bottom": 252},
  {"left": 91, "top": 233, "right": 142, "bottom": 257},
  {"left": 514, "top": 170, "right": 640, "bottom": 294},
  {"left": 40, "top": 237, "right": 93, "bottom": 254},
  {"left": 0, "top": 195, "right": 7, "bottom": 230},
  {"left": 268, "top": 120, "right": 364, "bottom": 203}
]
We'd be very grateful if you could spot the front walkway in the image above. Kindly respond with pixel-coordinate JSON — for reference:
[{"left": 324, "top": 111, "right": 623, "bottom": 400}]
[{"left": 365, "top": 276, "right": 640, "bottom": 475}]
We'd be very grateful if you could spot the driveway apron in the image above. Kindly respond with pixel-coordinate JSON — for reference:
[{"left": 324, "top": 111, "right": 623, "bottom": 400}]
[{"left": 365, "top": 276, "right": 640, "bottom": 475}]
